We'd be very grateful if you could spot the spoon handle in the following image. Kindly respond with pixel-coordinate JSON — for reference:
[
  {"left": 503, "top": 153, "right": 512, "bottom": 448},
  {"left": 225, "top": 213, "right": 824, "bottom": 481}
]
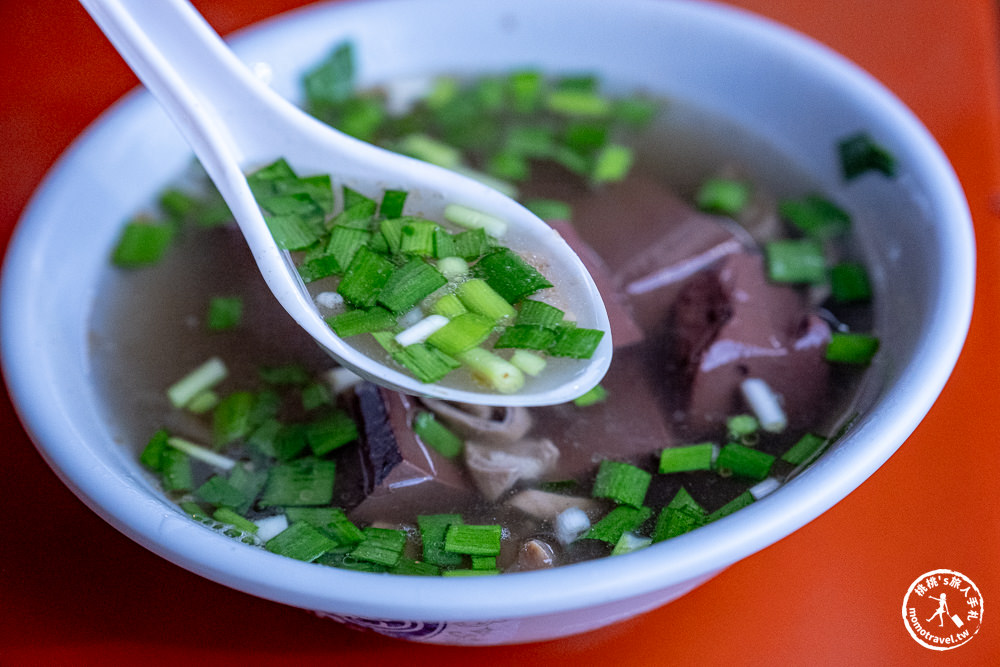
[{"left": 77, "top": 0, "right": 266, "bottom": 207}]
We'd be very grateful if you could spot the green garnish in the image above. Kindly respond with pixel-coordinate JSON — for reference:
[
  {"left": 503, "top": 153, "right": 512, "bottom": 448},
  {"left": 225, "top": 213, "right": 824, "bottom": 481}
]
[
  {"left": 582, "top": 505, "right": 651, "bottom": 544},
  {"left": 258, "top": 457, "right": 336, "bottom": 507},
  {"left": 781, "top": 432, "right": 828, "bottom": 466},
  {"left": 778, "top": 195, "right": 851, "bottom": 239},
  {"left": 572, "top": 384, "right": 607, "bottom": 407},
  {"left": 696, "top": 177, "right": 751, "bottom": 216},
  {"left": 111, "top": 221, "right": 174, "bottom": 268},
  {"left": 471, "top": 247, "right": 553, "bottom": 304},
  {"left": 418, "top": 514, "right": 464, "bottom": 567},
  {"left": 412, "top": 411, "right": 464, "bottom": 458},
  {"left": 830, "top": 262, "right": 873, "bottom": 303},
  {"left": 658, "top": 443, "right": 716, "bottom": 474},
  {"left": 838, "top": 131, "right": 897, "bottom": 179},
  {"left": 714, "top": 443, "right": 775, "bottom": 481},
  {"left": 266, "top": 521, "right": 337, "bottom": 562},
  {"left": 444, "top": 524, "right": 503, "bottom": 556},
  {"left": 591, "top": 460, "right": 651, "bottom": 508},
  {"left": 825, "top": 331, "right": 880, "bottom": 365},
  {"left": 765, "top": 238, "right": 827, "bottom": 284}
]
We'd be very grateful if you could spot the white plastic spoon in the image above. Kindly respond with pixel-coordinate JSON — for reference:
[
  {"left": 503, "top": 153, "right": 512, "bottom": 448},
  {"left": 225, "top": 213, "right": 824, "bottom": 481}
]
[{"left": 78, "top": 0, "right": 611, "bottom": 406}]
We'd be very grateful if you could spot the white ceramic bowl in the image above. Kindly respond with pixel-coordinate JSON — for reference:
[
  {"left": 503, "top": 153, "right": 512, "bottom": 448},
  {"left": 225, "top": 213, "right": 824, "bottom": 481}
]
[{"left": 0, "top": 0, "right": 974, "bottom": 646}]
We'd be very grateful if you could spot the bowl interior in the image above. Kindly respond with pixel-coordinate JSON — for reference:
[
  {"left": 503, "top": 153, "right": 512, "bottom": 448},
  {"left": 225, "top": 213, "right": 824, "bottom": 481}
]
[{"left": 0, "top": 0, "right": 973, "bottom": 622}]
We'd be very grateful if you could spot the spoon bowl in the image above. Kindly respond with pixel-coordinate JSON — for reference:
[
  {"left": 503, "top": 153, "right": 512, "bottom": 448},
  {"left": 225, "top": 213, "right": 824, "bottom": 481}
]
[{"left": 78, "top": 0, "right": 611, "bottom": 406}]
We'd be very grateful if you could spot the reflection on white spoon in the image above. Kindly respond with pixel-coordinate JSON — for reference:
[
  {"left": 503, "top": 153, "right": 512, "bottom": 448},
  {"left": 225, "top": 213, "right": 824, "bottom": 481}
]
[{"left": 78, "top": 0, "right": 611, "bottom": 406}]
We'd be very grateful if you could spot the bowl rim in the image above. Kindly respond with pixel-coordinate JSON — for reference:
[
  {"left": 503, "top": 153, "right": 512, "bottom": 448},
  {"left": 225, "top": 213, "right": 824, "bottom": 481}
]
[{"left": 0, "top": 0, "right": 975, "bottom": 622}]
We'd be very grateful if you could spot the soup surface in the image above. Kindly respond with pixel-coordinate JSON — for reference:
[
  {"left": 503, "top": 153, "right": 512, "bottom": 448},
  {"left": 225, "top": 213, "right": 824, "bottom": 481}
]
[{"left": 90, "top": 47, "right": 877, "bottom": 575}]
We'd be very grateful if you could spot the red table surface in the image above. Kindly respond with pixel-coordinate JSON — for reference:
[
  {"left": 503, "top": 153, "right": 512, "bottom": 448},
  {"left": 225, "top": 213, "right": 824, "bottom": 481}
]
[{"left": 2, "top": 1, "right": 998, "bottom": 664}]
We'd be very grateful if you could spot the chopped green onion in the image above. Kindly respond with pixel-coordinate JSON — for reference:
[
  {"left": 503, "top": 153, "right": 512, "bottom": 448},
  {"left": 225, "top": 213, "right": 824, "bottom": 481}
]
[
  {"left": 517, "top": 299, "right": 564, "bottom": 327},
  {"left": 396, "top": 133, "right": 463, "bottom": 169},
  {"left": 740, "top": 378, "right": 787, "bottom": 433},
  {"left": 262, "top": 211, "right": 325, "bottom": 251},
  {"left": 838, "top": 131, "right": 897, "bottom": 179},
  {"left": 507, "top": 69, "right": 543, "bottom": 112},
  {"left": 696, "top": 178, "right": 751, "bottom": 216},
  {"left": 592, "top": 460, "right": 651, "bottom": 507},
  {"left": 471, "top": 247, "right": 553, "bottom": 304},
  {"left": 432, "top": 227, "right": 456, "bottom": 259},
  {"left": 377, "top": 258, "right": 447, "bottom": 314},
  {"left": 451, "top": 227, "right": 493, "bottom": 261},
  {"left": 302, "top": 42, "right": 355, "bottom": 109},
  {"left": 305, "top": 411, "right": 359, "bottom": 456},
  {"left": 572, "top": 384, "right": 607, "bottom": 407},
  {"left": 301, "top": 381, "right": 332, "bottom": 411},
  {"left": 509, "top": 349, "right": 547, "bottom": 377},
  {"left": 297, "top": 252, "right": 341, "bottom": 283},
  {"left": 781, "top": 432, "right": 828, "bottom": 465},
  {"left": 658, "top": 443, "right": 717, "bottom": 474},
  {"left": 329, "top": 198, "right": 377, "bottom": 229},
  {"left": 395, "top": 314, "right": 450, "bottom": 347},
  {"left": 350, "top": 526, "right": 408, "bottom": 567},
  {"left": 444, "top": 524, "right": 502, "bottom": 556},
  {"left": 590, "top": 143, "right": 634, "bottom": 185},
  {"left": 325, "top": 225, "right": 371, "bottom": 271},
  {"left": 444, "top": 204, "right": 509, "bottom": 238},
  {"left": 391, "top": 559, "right": 441, "bottom": 577},
  {"left": 825, "top": 331, "right": 880, "bottom": 365},
  {"left": 436, "top": 256, "right": 469, "bottom": 279},
  {"left": 430, "top": 293, "right": 468, "bottom": 319},
  {"left": 398, "top": 219, "right": 440, "bottom": 256},
  {"left": 140, "top": 429, "right": 170, "bottom": 472},
  {"left": 418, "top": 514, "right": 464, "bottom": 567},
  {"left": 273, "top": 423, "right": 309, "bottom": 461},
  {"left": 266, "top": 521, "right": 337, "bottom": 562},
  {"left": 706, "top": 490, "right": 755, "bottom": 522},
  {"left": 726, "top": 414, "right": 759, "bottom": 440},
  {"left": 830, "top": 262, "right": 873, "bottom": 303},
  {"left": 258, "top": 457, "right": 336, "bottom": 507},
  {"left": 379, "top": 189, "right": 408, "bottom": 218},
  {"left": 372, "top": 331, "right": 462, "bottom": 383},
  {"left": 549, "top": 326, "right": 604, "bottom": 359},
  {"left": 425, "top": 313, "right": 496, "bottom": 356},
  {"left": 258, "top": 363, "right": 311, "bottom": 385},
  {"left": 160, "top": 447, "right": 194, "bottom": 492},
  {"left": 611, "top": 532, "right": 653, "bottom": 555},
  {"left": 494, "top": 325, "right": 557, "bottom": 350},
  {"left": 544, "top": 88, "right": 612, "bottom": 117},
  {"left": 486, "top": 150, "right": 530, "bottom": 181},
  {"left": 455, "top": 278, "right": 517, "bottom": 322},
  {"left": 454, "top": 348, "right": 525, "bottom": 394},
  {"left": 524, "top": 198, "right": 572, "bottom": 221},
  {"left": 166, "top": 356, "right": 228, "bottom": 409},
  {"left": 211, "top": 507, "right": 259, "bottom": 534},
  {"left": 336, "top": 246, "right": 395, "bottom": 308},
  {"left": 165, "top": 436, "right": 237, "bottom": 471},
  {"left": 778, "top": 195, "right": 851, "bottom": 239},
  {"left": 653, "top": 504, "right": 705, "bottom": 542},
  {"left": 714, "top": 443, "right": 775, "bottom": 481},
  {"left": 196, "top": 475, "right": 248, "bottom": 510},
  {"left": 326, "top": 306, "right": 396, "bottom": 338},
  {"left": 185, "top": 389, "right": 219, "bottom": 414},
  {"left": 765, "top": 238, "right": 827, "bottom": 284},
  {"left": 582, "top": 505, "right": 651, "bottom": 544},
  {"left": 212, "top": 390, "right": 256, "bottom": 447},
  {"left": 412, "top": 412, "right": 464, "bottom": 458},
  {"left": 111, "top": 221, "right": 174, "bottom": 267}
]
